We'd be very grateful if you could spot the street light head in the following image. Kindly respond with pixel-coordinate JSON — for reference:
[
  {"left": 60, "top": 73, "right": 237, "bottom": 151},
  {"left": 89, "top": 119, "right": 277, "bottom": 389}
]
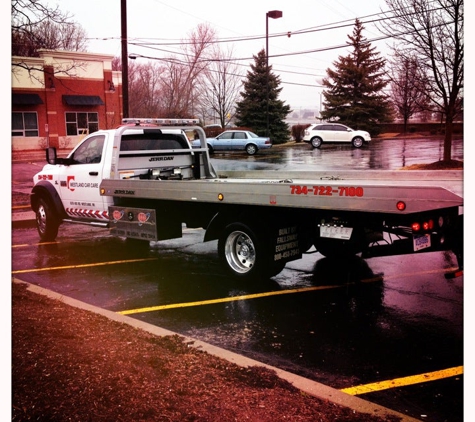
[
  {"left": 128, "top": 54, "right": 138, "bottom": 60},
  {"left": 267, "top": 10, "right": 282, "bottom": 19}
]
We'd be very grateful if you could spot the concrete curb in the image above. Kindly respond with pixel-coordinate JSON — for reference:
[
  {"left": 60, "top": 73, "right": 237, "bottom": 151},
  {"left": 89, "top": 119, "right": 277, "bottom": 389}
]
[
  {"left": 12, "top": 211, "right": 36, "bottom": 229},
  {"left": 13, "top": 277, "right": 420, "bottom": 421}
]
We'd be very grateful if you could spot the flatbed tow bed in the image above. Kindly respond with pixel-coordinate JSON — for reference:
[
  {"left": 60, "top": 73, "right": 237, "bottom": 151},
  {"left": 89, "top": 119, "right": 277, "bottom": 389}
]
[{"left": 100, "top": 171, "right": 462, "bottom": 214}]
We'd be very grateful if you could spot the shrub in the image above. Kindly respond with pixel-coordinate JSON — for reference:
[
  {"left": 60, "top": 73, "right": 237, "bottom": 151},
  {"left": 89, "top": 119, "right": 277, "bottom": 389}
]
[{"left": 291, "top": 124, "right": 310, "bottom": 143}]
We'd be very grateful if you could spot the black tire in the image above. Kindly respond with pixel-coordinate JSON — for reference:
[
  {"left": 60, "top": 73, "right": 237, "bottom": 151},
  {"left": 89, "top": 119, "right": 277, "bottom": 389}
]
[
  {"left": 35, "top": 197, "right": 60, "bottom": 241},
  {"left": 218, "top": 222, "right": 279, "bottom": 279},
  {"left": 311, "top": 137, "right": 322, "bottom": 148},
  {"left": 207, "top": 144, "right": 214, "bottom": 154},
  {"left": 245, "top": 144, "right": 258, "bottom": 155},
  {"left": 352, "top": 137, "right": 364, "bottom": 148}
]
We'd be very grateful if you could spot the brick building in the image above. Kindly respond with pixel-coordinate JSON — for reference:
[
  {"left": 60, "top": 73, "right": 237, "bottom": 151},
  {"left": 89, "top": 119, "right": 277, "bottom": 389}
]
[{"left": 12, "top": 50, "right": 122, "bottom": 152}]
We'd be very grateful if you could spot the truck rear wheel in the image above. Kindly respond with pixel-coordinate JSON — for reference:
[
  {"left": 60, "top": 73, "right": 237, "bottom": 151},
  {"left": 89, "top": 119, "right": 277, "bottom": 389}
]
[
  {"left": 36, "top": 197, "right": 60, "bottom": 241},
  {"left": 218, "top": 222, "right": 282, "bottom": 279}
]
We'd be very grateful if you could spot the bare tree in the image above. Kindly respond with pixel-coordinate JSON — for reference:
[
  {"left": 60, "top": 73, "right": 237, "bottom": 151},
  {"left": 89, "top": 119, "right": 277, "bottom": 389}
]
[
  {"left": 380, "top": 0, "right": 463, "bottom": 161},
  {"left": 157, "top": 23, "right": 216, "bottom": 118},
  {"left": 12, "top": 0, "right": 88, "bottom": 82},
  {"left": 12, "top": 0, "right": 88, "bottom": 56},
  {"left": 128, "top": 61, "right": 165, "bottom": 117},
  {"left": 196, "top": 46, "right": 242, "bottom": 127},
  {"left": 389, "top": 51, "right": 431, "bottom": 132},
  {"left": 159, "top": 59, "right": 193, "bottom": 117}
]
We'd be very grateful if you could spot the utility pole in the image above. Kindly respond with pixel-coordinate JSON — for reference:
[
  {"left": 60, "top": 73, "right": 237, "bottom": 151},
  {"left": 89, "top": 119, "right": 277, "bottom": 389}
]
[
  {"left": 121, "top": 0, "right": 129, "bottom": 118},
  {"left": 265, "top": 10, "right": 282, "bottom": 137}
]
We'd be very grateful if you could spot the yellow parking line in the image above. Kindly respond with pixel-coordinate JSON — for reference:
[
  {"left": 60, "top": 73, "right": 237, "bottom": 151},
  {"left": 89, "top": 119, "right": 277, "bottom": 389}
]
[
  {"left": 11, "top": 257, "right": 158, "bottom": 274},
  {"left": 118, "top": 286, "right": 323, "bottom": 315},
  {"left": 117, "top": 277, "right": 385, "bottom": 315},
  {"left": 12, "top": 241, "right": 58, "bottom": 248},
  {"left": 340, "top": 366, "right": 463, "bottom": 395}
]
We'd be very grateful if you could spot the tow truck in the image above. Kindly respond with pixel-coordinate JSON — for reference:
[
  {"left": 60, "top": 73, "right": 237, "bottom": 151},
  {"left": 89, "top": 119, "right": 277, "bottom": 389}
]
[{"left": 31, "top": 118, "right": 463, "bottom": 279}]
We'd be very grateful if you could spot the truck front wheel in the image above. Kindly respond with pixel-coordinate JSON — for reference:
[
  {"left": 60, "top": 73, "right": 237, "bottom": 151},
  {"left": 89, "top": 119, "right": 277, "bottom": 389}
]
[
  {"left": 218, "top": 222, "right": 281, "bottom": 279},
  {"left": 36, "top": 198, "right": 60, "bottom": 241}
]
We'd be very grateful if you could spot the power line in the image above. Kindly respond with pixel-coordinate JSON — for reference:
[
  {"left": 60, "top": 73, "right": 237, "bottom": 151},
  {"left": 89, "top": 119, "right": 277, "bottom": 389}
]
[{"left": 122, "top": 2, "right": 457, "bottom": 90}]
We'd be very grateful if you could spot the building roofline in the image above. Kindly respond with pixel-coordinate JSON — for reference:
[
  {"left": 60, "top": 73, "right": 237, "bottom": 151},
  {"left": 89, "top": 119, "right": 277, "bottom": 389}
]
[{"left": 37, "top": 49, "right": 115, "bottom": 62}]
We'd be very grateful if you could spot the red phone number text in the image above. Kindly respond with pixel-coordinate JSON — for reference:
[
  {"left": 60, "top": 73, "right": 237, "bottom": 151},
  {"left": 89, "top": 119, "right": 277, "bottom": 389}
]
[{"left": 290, "top": 185, "right": 364, "bottom": 197}]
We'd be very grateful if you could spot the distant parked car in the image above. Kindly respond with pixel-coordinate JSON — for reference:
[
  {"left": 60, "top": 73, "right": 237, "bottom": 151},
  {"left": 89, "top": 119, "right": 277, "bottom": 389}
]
[
  {"left": 303, "top": 123, "right": 371, "bottom": 148},
  {"left": 204, "top": 124, "right": 222, "bottom": 129},
  {"left": 192, "top": 130, "right": 272, "bottom": 155}
]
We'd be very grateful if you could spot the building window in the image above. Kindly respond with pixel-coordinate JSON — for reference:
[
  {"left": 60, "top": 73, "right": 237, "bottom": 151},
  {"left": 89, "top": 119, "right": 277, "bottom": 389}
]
[
  {"left": 65, "top": 112, "right": 99, "bottom": 136},
  {"left": 12, "top": 112, "right": 39, "bottom": 137}
]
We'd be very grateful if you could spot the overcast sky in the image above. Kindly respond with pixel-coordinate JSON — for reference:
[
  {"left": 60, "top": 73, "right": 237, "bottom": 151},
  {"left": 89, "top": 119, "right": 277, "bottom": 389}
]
[{"left": 50, "top": 0, "right": 393, "bottom": 111}]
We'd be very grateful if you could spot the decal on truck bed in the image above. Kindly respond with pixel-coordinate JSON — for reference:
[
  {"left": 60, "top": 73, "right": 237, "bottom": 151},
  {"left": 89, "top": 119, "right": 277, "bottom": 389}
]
[
  {"left": 273, "top": 226, "right": 301, "bottom": 262},
  {"left": 290, "top": 185, "right": 364, "bottom": 197},
  {"left": 149, "top": 156, "right": 174, "bottom": 162}
]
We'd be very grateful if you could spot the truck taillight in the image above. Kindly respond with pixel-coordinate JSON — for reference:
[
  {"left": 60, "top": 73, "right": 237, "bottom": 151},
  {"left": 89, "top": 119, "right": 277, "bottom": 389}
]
[
  {"left": 423, "top": 219, "right": 434, "bottom": 230},
  {"left": 412, "top": 219, "right": 435, "bottom": 232},
  {"left": 396, "top": 201, "right": 406, "bottom": 211},
  {"left": 412, "top": 222, "right": 421, "bottom": 232}
]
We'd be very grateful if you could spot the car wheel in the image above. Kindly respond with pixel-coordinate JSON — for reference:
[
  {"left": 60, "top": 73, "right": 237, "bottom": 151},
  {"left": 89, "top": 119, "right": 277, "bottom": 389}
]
[
  {"left": 207, "top": 144, "right": 214, "bottom": 154},
  {"left": 35, "top": 197, "right": 60, "bottom": 241},
  {"left": 246, "top": 144, "right": 258, "bottom": 155},
  {"left": 352, "top": 137, "right": 364, "bottom": 148},
  {"left": 311, "top": 137, "right": 322, "bottom": 148}
]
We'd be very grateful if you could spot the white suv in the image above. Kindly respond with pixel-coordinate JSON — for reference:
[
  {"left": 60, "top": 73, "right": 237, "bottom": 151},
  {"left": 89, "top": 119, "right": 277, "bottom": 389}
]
[{"left": 303, "top": 123, "right": 371, "bottom": 149}]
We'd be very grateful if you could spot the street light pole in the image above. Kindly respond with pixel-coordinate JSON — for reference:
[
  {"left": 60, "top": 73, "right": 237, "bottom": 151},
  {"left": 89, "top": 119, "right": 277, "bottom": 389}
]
[{"left": 266, "top": 10, "right": 282, "bottom": 138}]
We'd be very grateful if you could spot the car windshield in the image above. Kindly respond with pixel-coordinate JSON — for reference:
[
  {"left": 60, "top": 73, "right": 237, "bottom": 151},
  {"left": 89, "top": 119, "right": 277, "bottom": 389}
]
[{"left": 248, "top": 132, "right": 259, "bottom": 138}]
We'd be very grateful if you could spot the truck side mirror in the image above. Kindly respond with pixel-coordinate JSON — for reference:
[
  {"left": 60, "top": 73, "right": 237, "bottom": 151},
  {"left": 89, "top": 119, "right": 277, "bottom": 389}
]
[
  {"left": 46, "top": 147, "right": 57, "bottom": 165},
  {"left": 46, "top": 147, "right": 71, "bottom": 165}
]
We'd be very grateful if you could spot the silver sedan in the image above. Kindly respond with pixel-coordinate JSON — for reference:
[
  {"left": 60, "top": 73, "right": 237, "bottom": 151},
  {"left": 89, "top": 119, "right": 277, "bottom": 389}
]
[{"left": 192, "top": 130, "right": 272, "bottom": 155}]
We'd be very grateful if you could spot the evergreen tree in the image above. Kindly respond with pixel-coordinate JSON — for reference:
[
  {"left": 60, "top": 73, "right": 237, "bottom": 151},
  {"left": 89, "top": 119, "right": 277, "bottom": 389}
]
[
  {"left": 321, "top": 19, "right": 392, "bottom": 135},
  {"left": 235, "top": 49, "right": 291, "bottom": 144}
]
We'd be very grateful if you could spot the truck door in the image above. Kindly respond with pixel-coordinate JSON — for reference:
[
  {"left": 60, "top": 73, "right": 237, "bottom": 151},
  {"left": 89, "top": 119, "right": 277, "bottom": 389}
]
[{"left": 58, "top": 134, "right": 109, "bottom": 221}]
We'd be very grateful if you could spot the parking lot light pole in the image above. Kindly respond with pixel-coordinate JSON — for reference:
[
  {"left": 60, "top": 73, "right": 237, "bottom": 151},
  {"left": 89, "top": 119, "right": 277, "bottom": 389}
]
[{"left": 266, "top": 10, "right": 282, "bottom": 138}]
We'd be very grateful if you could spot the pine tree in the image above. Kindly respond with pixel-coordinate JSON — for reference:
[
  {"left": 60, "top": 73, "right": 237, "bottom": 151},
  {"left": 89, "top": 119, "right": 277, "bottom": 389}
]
[
  {"left": 235, "top": 49, "right": 291, "bottom": 144},
  {"left": 321, "top": 19, "right": 392, "bottom": 135}
]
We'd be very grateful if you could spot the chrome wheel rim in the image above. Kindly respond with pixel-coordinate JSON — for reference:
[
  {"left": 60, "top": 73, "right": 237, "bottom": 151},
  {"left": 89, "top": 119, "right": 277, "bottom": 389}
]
[
  {"left": 37, "top": 204, "right": 47, "bottom": 234},
  {"left": 224, "top": 231, "right": 256, "bottom": 274}
]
